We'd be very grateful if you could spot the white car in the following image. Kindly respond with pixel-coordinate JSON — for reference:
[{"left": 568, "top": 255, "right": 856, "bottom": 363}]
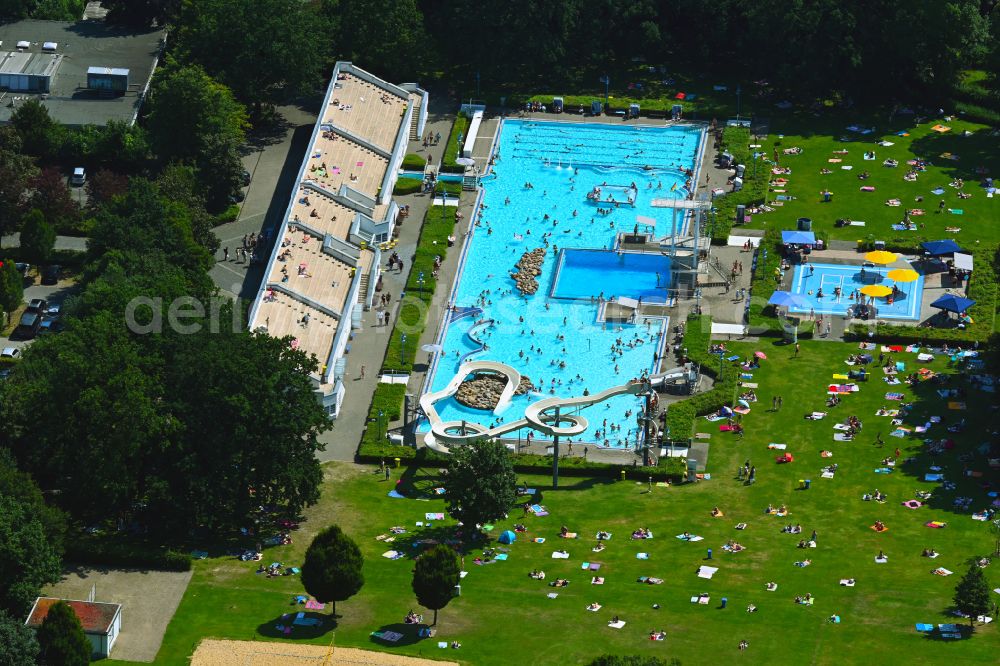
[{"left": 1, "top": 347, "right": 21, "bottom": 359}]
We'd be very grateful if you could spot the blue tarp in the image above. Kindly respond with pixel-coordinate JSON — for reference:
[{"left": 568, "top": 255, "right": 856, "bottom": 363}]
[
  {"left": 782, "top": 230, "right": 816, "bottom": 245},
  {"left": 930, "top": 294, "right": 975, "bottom": 313},
  {"left": 922, "top": 240, "right": 962, "bottom": 256},
  {"left": 498, "top": 530, "right": 517, "bottom": 544}
]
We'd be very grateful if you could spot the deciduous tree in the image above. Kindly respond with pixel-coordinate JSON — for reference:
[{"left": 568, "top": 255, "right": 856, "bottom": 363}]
[
  {"left": 411, "top": 543, "right": 461, "bottom": 625},
  {"left": 0, "top": 495, "right": 62, "bottom": 615},
  {"left": 19, "top": 209, "right": 56, "bottom": 267},
  {"left": 0, "top": 259, "right": 24, "bottom": 322},
  {"left": 176, "top": 0, "right": 323, "bottom": 116},
  {"left": 442, "top": 439, "right": 517, "bottom": 536},
  {"left": 301, "top": 525, "right": 364, "bottom": 617},
  {"left": 0, "top": 609, "right": 40, "bottom": 665}
]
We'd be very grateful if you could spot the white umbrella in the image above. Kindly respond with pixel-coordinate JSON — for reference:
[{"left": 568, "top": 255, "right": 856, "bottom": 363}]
[{"left": 421, "top": 343, "right": 444, "bottom": 353}]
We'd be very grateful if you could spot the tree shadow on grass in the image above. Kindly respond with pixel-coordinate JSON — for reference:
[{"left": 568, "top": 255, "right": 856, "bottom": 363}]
[
  {"left": 369, "top": 623, "right": 427, "bottom": 648},
  {"left": 257, "top": 610, "right": 335, "bottom": 639}
]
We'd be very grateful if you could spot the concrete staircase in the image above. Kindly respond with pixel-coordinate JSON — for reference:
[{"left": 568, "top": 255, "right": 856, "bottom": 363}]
[{"left": 357, "top": 273, "right": 370, "bottom": 304}]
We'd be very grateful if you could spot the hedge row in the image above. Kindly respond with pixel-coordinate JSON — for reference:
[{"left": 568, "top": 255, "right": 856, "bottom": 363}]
[
  {"left": 359, "top": 383, "right": 408, "bottom": 449},
  {"left": 393, "top": 179, "right": 422, "bottom": 196},
  {"left": 440, "top": 113, "right": 472, "bottom": 174},
  {"left": 710, "top": 127, "right": 769, "bottom": 242},
  {"left": 402, "top": 153, "right": 427, "bottom": 170},
  {"left": 847, "top": 243, "right": 999, "bottom": 344},
  {"left": 526, "top": 94, "right": 685, "bottom": 115},
  {"left": 382, "top": 205, "right": 457, "bottom": 374},
  {"left": 64, "top": 536, "right": 192, "bottom": 571},
  {"left": 663, "top": 314, "right": 740, "bottom": 438},
  {"left": 356, "top": 440, "right": 686, "bottom": 481}
]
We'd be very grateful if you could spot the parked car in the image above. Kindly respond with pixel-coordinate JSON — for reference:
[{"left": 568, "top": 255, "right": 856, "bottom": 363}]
[
  {"left": 241, "top": 169, "right": 252, "bottom": 186},
  {"left": 71, "top": 167, "right": 86, "bottom": 186},
  {"left": 13, "top": 312, "right": 41, "bottom": 339},
  {"left": 14, "top": 262, "right": 30, "bottom": 277},
  {"left": 41, "top": 265, "right": 60, "bottom": 285},
  {"left": 0, "top": 347, "right": 20, "bottom": 359},
  {"left": 38, "top": 317, "right": 65, "bottom": 335},
  {"left": 27, "top": 298, "right": 48, "bottom": 313}
]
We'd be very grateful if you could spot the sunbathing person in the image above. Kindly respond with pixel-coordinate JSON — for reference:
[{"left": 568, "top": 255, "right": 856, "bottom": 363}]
[
  {"left": 746, "top": 604, "right": 757, "bottom": 613},
  {"left": 587, "top": 602, "right": 601, "bottom": 611},
  {"left": 711, "top": 507, "right": 722, "bottom": 517},
  {"left": 530, "top": 569, "right": 546, "bottom": 580},
  {"left": 922, "top": 548, "right": 938, "bottom": 557},
  {"left": 596, "top": 530, "right": 611, "bottom": 540},
  {"left": 765, "top": 582, "right": 778, "bottom": 591},
  {"left": 549, "top": 578, "right": 570, "bottom": 587}
]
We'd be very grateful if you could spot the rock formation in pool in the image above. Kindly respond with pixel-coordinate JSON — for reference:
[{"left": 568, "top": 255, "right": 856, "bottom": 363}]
[
  {"left": 455, "top": 373, "right": 535, "bottom": 410},
  {"left": 511, "top": 248, "right": 546, "bottom": 295}
]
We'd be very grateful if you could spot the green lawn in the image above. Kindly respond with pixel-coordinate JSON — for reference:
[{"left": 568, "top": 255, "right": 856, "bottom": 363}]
[
  {"left": 130, "top": 339, "right": 997, "bottom": 665},
  {"left": 737, "top": 116, "right": 1000, "bottom": 248}
]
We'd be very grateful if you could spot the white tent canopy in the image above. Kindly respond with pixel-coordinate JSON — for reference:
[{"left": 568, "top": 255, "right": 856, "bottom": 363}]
[{"left": 953, "top": 253, "right": 973, "bottom": 271}]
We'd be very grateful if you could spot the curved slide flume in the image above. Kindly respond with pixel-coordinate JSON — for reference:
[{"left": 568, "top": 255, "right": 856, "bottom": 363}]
[{"left": 420, "top": 362, "right": 690, "bottom": 454}]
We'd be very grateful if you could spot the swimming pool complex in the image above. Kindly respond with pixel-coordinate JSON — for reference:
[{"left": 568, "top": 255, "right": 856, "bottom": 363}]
[
  {"left": 789, "top": 263, "right": 925, "bottom": 320},
  {"left": 419, "top": 120, "right": 704, "bottom": 447}
]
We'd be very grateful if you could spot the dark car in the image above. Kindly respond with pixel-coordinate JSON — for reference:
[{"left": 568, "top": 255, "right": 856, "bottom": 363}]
[
  {"left": 14, "top": 262, "right": 30, "bottom": 277},
  {"left": 27, "top": 298, "right": 48, "bottom": 313},
  {"left": 13, "top": 312, "right": 41, "bottom": 339},
  {"left": 41, "top": 265, "right": 60, "bottom": 285},
  {"left": 241, "top": 169, "right": 252, "bottom": 186},
  {"left": 38, "top": 317, "right": 65, "bottom": 335}
]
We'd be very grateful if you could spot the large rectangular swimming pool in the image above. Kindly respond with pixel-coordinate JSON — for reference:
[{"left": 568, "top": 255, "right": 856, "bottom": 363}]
[{"left": 551, "top": 249, "right": 672, "bottom": 302}]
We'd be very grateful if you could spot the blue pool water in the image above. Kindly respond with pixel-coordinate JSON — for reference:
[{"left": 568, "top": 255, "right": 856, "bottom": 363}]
[
  {"left": 419, "top": 119, "right": 703, "bottom": 447},
  {"left": 552, "top": 250, "right": 672, "bottom": 301},
  {"left": 789, "top": 263, "right": 924, "bottom": 320}
]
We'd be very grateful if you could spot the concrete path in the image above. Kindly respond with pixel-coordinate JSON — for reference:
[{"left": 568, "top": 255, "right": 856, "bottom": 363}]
[{"left": 1, "top": 234, "right": 88, "bottom": 252}]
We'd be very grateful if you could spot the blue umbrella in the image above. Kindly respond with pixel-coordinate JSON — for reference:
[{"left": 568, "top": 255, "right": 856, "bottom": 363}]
[{"left": 930, "top": 294, "right": 975, "bottom": 314}]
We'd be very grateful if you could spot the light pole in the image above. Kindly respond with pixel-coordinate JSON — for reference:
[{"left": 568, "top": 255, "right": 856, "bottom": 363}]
[
  {"left": 400, "top": 333, "right": 407, "bottom": 366},
  {"left": 602, "top": 75, "right": 610, "bottom": 111}
]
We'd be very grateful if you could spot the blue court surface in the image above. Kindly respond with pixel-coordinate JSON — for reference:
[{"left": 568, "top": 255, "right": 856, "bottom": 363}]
[{"left": 789, "top": 263, "right": 924, "bottom": 320}]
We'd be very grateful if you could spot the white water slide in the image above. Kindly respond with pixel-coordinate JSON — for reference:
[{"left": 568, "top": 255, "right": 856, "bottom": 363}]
[{"left": 419, "top": 360, "right": 690, "bottom": 453}]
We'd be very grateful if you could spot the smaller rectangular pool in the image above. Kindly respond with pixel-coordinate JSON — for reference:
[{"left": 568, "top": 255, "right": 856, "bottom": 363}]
[
  {"left": 551, "top": 249, "right": 671, "bottom": 301},
  {"left": 789, "top": 262, "right": 924, "bottom": 320}
]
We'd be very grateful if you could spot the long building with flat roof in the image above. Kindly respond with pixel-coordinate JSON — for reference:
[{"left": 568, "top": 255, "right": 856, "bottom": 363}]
[{"left": 247, "top": 62, "right": 427, "bottom": 418}]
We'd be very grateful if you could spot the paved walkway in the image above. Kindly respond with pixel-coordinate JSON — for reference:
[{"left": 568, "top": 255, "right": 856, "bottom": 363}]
[{"left": 1, "top": 234, "right": 87, "bottom": 252}]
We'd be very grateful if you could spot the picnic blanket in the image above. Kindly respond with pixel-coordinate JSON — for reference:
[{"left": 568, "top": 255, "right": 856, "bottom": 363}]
[
  {"left": 551, "top": 551, "right": 570, "bottom": 559},
  {"left": 933, "top": 568, "right": 954, "bottom": 576},
  {"left": 607, "top": 620, "right": 626, "bottom": 629},
  {"left": 381, "top": 550, "right": 403, "bottom": 560},
  {"left": 581, "top": 562, "right": 602, "bottom": 571},
  {"left": 372, "top": 630, "right": 404, "bottom": 642},
  {"left": 425, "top": 513, "right": 445, "bottom": 520},
  {"left": 676, "top": 534, "right": 704, "bottom": 541},
  {"left": 697, "top": 566, "right": 719, "bottom": 579},
  {"left": 768, "top": 443, "right": 787, "bottom": 450},
  {"left": 691, "top": 594, "right": 711, "bottom": 604},
  {"left": 828, "top": 384, "right": 859, "bottom": 393},
  {"left": 885, "top": 392, "right": 904, "bottom": 400}
]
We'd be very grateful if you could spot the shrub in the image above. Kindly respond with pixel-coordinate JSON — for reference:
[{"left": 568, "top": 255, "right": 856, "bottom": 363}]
[
  {"left": 710, "top": 129, "right": 769, "bottom": 242},
  {"left": 663, "top": 314, "right": 740, "bottom": 439},
  {"left": 393, "top": 179, "right": 422, "bottom": 195},
  {"left": 441, "top": 114, "right": 472, "bottom": 174},
  {"left": 214, "top": 204, "right": 240, "bottom": 225},
  {"left": 402, "top": 153, "right": 427, "bottom": 170},
  {"left": 63, "top": 536, "right": 192, "bottom": 571}
]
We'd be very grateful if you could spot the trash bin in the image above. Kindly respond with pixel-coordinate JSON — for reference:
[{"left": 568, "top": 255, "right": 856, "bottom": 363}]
[
  {"left": 620, "top": 469, "right": 626, "bottom": 481},
  {"left": 805, "top": 479, "right": 811, "bottom": 489},
  {"left": 394, "top": 457, "right": 401, "bottom": 468},
  {"left": 799, "top": 479, "right": 805, "bottom": 489},
  {"left": 721, "top": 597, "right": 728, "bottom": 609},
  {"left": 707, "top": 548, "right": 713, "bottom": 560}
]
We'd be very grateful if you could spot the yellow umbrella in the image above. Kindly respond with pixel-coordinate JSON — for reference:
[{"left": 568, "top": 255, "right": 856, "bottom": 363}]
[
  {"left": 860, "top": 285, "right": 893, "bottom": 297},
  {"left": 886, "top": 268, "right": 919, "bottom": 282},
  {"left": 864, "top": 250, "right": 897, "bottom": 265}
]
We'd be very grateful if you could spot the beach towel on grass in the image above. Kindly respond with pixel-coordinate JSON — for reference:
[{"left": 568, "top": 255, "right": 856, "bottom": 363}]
[
  {"left": 382, "top": 550, "right": 403, "bottom": 560},
  {"left": 924, "top": 473, "right": 944, "bottom": 481},
  {"left": 607, "top": 620, "right": 626, "bottom": 629},
  {"left": 768, "top": 443, "right": 787, "bottom": 450},
  {"left": 933, "top": 568, "right": 953, "bottom": 576},
  {"left": 915, "top": 623, "right": 934, "bottom": 632},
  {"left": 676, "top": 534, "right": 704, "bottom": 541},
  {"left": 697, "top": 566, "right": 718, "bottom": 579},
  {"left": 425, "top": 513, "right": 445, "bottom": 520},
  {"left": 691, "top": 595, "right": 710, "bottom": 604},
  {"left": 551, "top": 551, "right": 569, "bottom": 559}
]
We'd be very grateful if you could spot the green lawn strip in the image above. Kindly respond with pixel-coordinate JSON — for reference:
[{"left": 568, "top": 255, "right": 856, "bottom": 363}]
[
  {"left": 382, "top": 205, "right": 457, "bottom": 374},
  {"left": 148, "top": 339, "right": 996, "bottom": 664},
  {"left": 735, "top": 117, "right": 999, "bottom": 247},
  {"left": 441, "top": 114, "right": 472, "bottom": 173}
]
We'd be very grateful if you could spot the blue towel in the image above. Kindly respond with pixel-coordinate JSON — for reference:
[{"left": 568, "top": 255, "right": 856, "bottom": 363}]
[
  {"left": 915, "top": 623, "right": 934, "bottom": 632},
  {"left": 726, "top": 355, "right": 740, "bottom": 361},
  {"left": 388, "top": 490, "right": 405, "bottom": 499}
]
